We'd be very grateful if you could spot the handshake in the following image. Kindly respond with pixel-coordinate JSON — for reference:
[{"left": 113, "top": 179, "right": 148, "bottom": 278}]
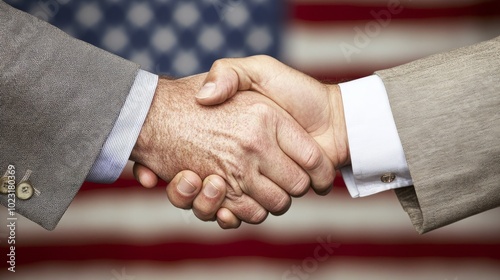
[{"left": 130, "top": 55, "right": 350, "bottom": 229}]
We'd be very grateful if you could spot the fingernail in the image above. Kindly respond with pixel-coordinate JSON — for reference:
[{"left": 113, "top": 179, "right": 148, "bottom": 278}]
[
  {"left": 177, "top": 177, "right": 196, "bottom": 195},
  {"left": 203, "top": 181, "right": 220, "bottom": 198},
  {"left": 195, "top": 83, "right": 216, "bottom": 99}
]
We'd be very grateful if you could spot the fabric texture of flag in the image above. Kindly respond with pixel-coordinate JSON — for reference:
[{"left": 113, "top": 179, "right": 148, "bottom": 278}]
[{"left": 1, "top": 0, "right": 500, "bottom": 279}]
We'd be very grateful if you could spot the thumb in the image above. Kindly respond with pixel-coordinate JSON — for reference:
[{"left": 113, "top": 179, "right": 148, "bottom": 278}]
[{"left": 195, "top": 57, "right": 260, "bottom": 106}]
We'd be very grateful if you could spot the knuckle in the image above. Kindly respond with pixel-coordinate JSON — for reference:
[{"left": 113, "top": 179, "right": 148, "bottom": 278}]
[
  {"left": 249, "top": 208, "right": 268, "bottom": 224},
  {"left": 248, "top": 102, "right": 275, "bottom": 118},
  {"left": 308, "top": 160, "right": 336, "bottom": 194},
  {"left": 211, "top": 59, "right": 228, "bottom": 70},
  {"left": 269, "top": 194, "right": 291, "bottom": 215},
  {"left": 289, "top": 174, "right": 311, "bottom": 197},
  {"left": 313, "top": 182, "right": 334, "bottom": 196},
  {"left": 211, "top": 58, "right": 237, "bottom": 73},
  {"left": 240, "top": 137, "right": 266, "bottom": 156},
  {"left": 252, "top": 54, "right": 275, "bottom": 64},
  {"left": 240, "top": 104, "right": 274, "bottom": 153},
  {"left": 319, "top": 172, "right": 336, "bottom": 190},
  {"left": 302, "top": 145, "right": 324, "bottom": 171}
]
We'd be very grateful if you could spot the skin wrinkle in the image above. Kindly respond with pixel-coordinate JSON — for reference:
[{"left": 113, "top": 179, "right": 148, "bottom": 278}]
[
  {"left": 131, "top": 74, "right": 316, "bottom": 220},
  {"left": 260, "top": 100, "right": 311, "bottom": 194},
  {"left": 192, "top": 175, "right": 226, "bottom": 220},
  {"left": 237, "top": 103, "right": 290, "bottom": 206},
  {"left": 235, "top": 57, "right": 346, "bottom": 172},
  {"left": 209, "top": 58, "right": 333, "bottom": 193},
  {"left": 329, "top": 84, "right": 351, "bottom": 167},
  {"left": 210, "top": 56, "right": 348, "bottom": 207},
  {"left": 270, "top": 105, "right": 311, "bottom": 196},
  {"left": 193, "top": 181, "right": 220, "bottom": 220},
  {"left": 134, "top": 56, "right": 353, "bottom": 227}
]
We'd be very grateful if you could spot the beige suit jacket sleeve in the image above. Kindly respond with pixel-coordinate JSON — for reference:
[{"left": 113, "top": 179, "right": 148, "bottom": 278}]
[
  {"left": 0, "top": 2, "right": 139, "bottom": 230},
  {"left": 375, "top": 36, "right": 500, "bottom": 233}
]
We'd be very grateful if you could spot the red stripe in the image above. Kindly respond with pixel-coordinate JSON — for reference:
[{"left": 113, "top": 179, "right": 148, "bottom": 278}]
[
  {"left": 301, "top": 68, "right": 392, "bottom": 84},
  {"left": 295, "top": 59, "right": 434, "bottom": 83},
  {"left": 79, "top": 178, "right": 167, "bottom": 192},
  {"left": 6, "top": 242, "right": 500, "bottom": 266},
  {"left": 291, "top": 1, "right": 500, "bottom": 22},
  {"left": 79, "top": 174, "right": 347, "bottom": 192}
]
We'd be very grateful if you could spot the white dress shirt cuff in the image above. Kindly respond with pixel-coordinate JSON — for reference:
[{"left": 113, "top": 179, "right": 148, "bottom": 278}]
[
  {"left": 339, "top": 75, "right": 413, "bottom": 198},
  {"left": 86, "top": 70, "right": 158, "bottom": 183}
]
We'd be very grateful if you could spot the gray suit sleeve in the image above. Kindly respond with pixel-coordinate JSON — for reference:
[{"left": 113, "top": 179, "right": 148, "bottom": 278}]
[
  {"left": 375, "top": 36, "right": 500, "bottom": 233},
  {"left": 0, "top": 1, "right": 140, "bottom": 230}
]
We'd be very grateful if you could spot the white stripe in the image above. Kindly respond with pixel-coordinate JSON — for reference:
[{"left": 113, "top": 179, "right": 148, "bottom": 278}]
[
  {"left": 283, "top": 19, "right": 500, "bottom": 73},
  {"left": 11, "top": 187, "right": 500, "bottom": 245}
]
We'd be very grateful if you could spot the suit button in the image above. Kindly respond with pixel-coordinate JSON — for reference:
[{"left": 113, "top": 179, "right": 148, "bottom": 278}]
[
  {"left": 16, "top": 181, "right": 34, "bottom": 200},
  {"left": 381, "top": 173, "right": 396, "bottom": 183},
  {"left": 0, "top": 177, "right": 9, "bottom": 194}
]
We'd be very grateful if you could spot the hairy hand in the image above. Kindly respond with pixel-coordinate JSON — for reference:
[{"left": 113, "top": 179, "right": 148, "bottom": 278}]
[
  {"left": 196, "top": 56, "right": 350, "bottom": 172},
  {"left": 131, "top": 74, "right": 334, "bottom": 224},
  {"left": 163, "top": 56, "right": 349, "bottom": 228}
]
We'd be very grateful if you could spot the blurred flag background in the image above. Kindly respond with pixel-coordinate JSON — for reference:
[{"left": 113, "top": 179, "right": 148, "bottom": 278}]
[{"left": 1, "top": 0, "right": 500, "bottom": 279}]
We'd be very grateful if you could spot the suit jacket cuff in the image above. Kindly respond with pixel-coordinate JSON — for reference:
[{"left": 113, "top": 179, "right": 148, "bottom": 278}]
[{"left": 86, "top": 70, "right": 158, "bottom": 183}]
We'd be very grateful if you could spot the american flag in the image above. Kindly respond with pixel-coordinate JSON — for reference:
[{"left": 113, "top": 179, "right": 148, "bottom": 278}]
[{"left": 1, "top": 0, "right": 500, "bottom": 279}]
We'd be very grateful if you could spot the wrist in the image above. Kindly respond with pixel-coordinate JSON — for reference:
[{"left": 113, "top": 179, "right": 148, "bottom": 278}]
[
  {"left": 326, "top": 84, "right": 351, "bottom": 168},
  {"left": 130, "top": 74, "right": 207, "bottom": 181},
  {"left": 130, "top": 77, "right": 171, "bottom": 167}
]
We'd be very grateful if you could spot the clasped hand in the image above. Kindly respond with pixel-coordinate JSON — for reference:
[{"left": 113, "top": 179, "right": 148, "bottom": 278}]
[{"left": 130, "top": 56, "right": 350, "bottom": 228}]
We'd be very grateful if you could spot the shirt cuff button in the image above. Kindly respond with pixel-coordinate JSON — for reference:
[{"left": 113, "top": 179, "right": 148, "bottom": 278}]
[{"left": 381, "top": 173, "right": 396, "bottom": 183}]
